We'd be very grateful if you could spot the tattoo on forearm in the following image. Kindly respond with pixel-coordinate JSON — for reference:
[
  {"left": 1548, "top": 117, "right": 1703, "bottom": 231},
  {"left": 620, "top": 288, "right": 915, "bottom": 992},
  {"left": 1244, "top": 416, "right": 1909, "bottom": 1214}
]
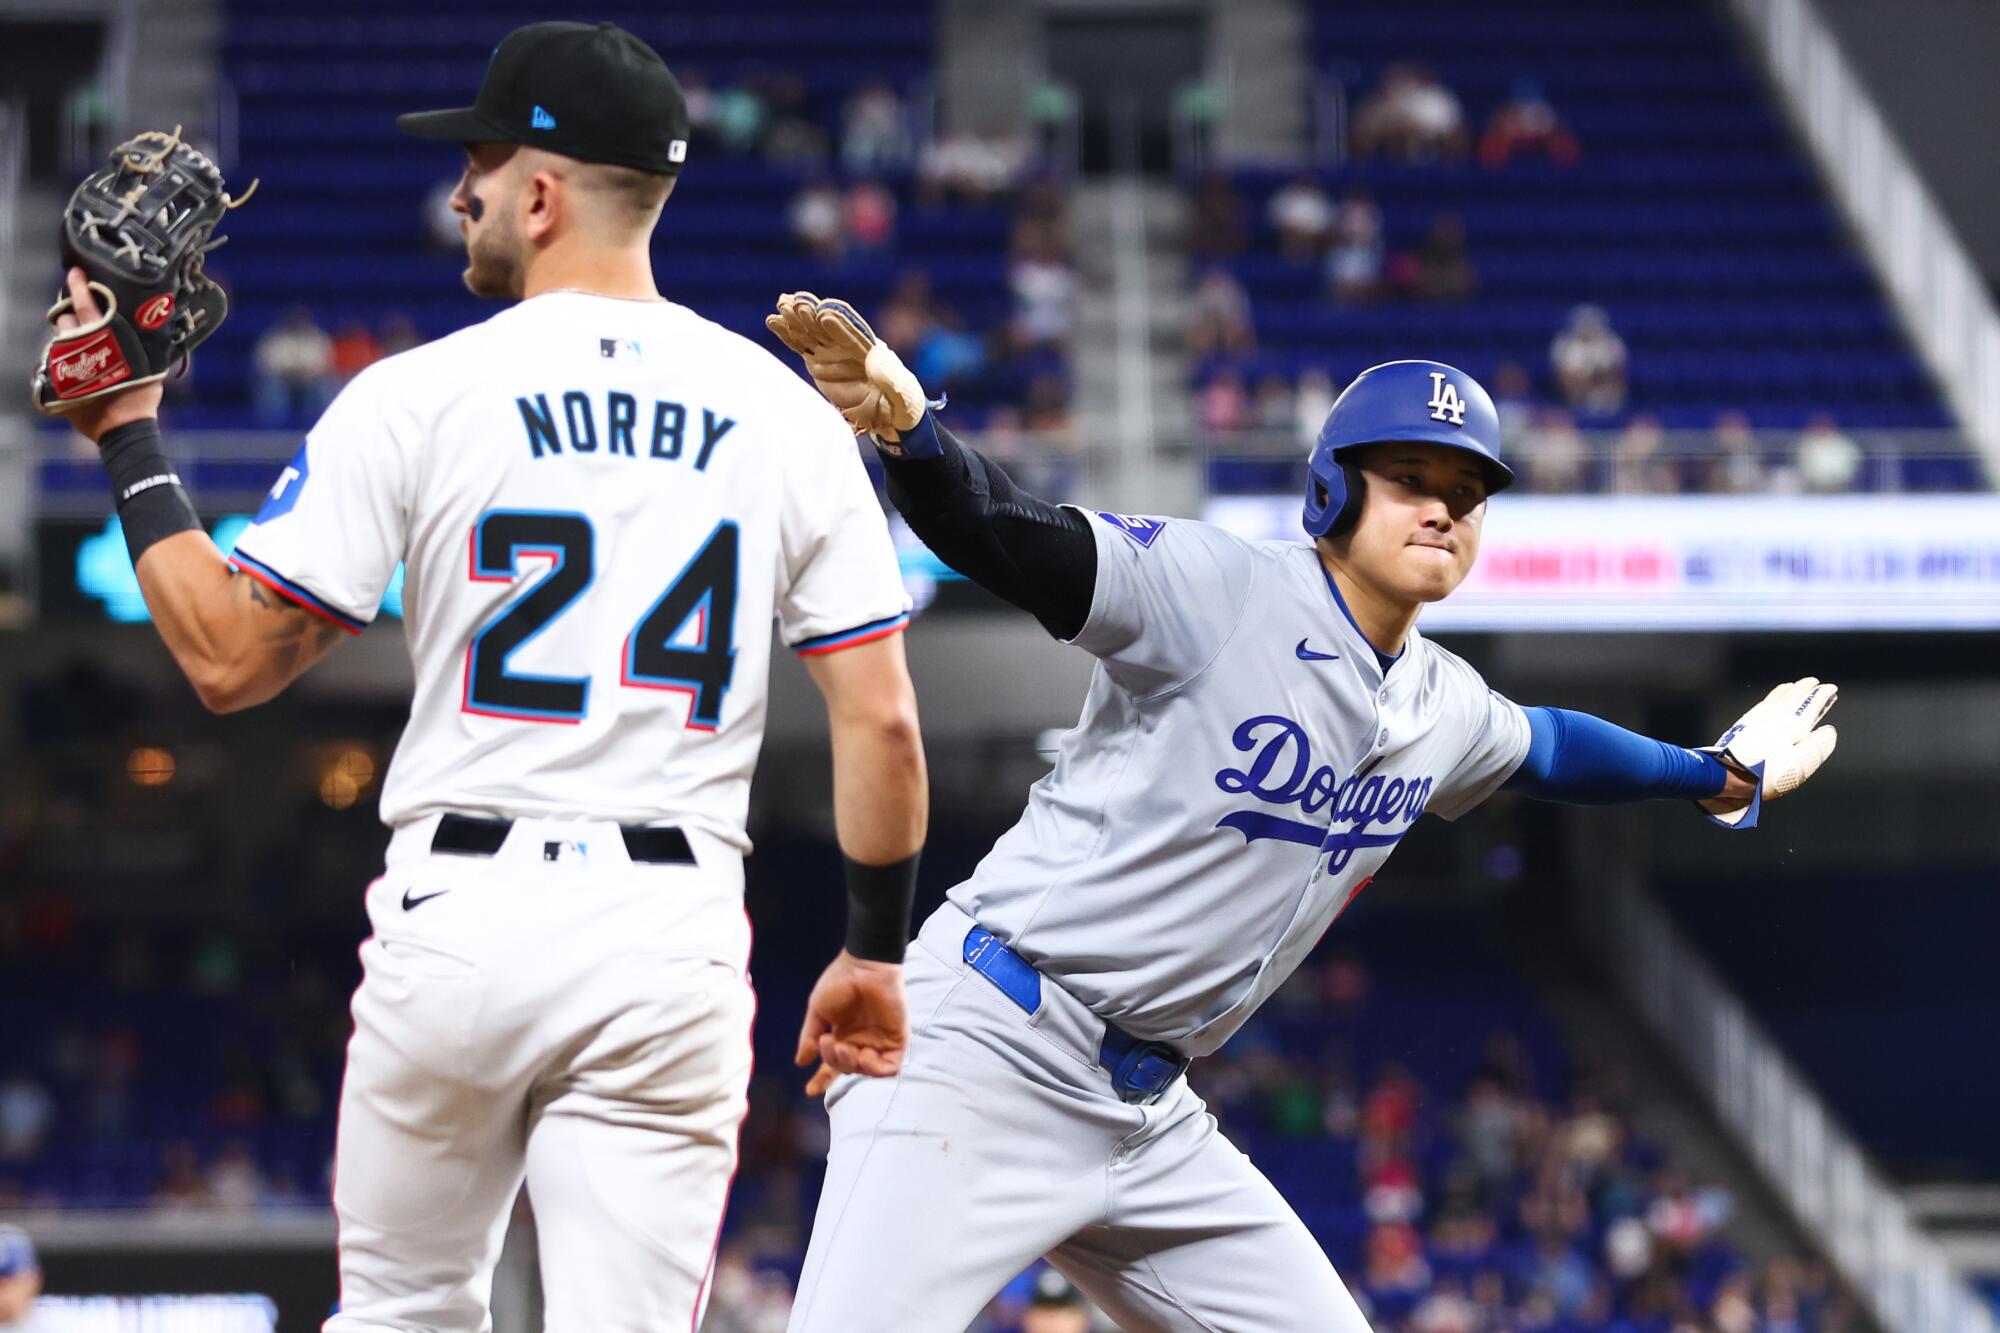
[{"left": 234, "top": 571, "right": 344, "bottom": 674}]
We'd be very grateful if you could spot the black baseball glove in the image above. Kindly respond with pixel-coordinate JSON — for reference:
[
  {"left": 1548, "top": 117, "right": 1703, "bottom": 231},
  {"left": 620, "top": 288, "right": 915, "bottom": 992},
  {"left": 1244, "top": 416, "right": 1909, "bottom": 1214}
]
[{"left": 32, "top": 126, "right": 255, "bottom": 415}]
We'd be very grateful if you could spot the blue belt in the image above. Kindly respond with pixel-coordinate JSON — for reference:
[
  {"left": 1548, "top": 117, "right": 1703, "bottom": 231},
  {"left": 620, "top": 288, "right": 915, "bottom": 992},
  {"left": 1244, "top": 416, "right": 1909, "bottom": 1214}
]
[{"left": 962, "top": 926, "right": 1191, "bottom": 1106}]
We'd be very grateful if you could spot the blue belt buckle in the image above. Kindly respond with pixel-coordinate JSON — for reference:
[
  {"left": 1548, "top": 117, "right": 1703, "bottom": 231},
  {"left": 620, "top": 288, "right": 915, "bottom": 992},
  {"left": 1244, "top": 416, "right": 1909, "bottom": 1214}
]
[{"left": 1100, "top": 1030, "right": 1191, "bottom": 1106}]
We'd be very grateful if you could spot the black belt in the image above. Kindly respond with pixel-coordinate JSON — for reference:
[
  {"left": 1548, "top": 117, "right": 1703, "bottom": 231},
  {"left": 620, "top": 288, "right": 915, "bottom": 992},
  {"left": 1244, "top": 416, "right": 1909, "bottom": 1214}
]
[{"left": 431, "top": 813, "right": 696, "bottom": 865}]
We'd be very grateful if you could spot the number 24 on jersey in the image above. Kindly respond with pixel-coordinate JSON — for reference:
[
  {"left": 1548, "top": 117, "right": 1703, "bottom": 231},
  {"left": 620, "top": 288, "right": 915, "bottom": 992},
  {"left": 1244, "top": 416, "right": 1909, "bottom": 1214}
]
[{"left": 462, "top": 509, "right": 738, "bottom": 730}]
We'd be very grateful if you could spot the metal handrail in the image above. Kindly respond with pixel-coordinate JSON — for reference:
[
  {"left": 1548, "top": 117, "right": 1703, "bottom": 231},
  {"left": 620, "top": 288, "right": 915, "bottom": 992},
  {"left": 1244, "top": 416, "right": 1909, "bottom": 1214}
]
[
  {"left": 0, "top": 98, "right": 25, "bottom": 346},
  {"left": 1312, "top": 75, "right": 1348, "bottom": 168},
  {"left": 1590, "top": 879, "right": 2000, "bottom": 1333}
]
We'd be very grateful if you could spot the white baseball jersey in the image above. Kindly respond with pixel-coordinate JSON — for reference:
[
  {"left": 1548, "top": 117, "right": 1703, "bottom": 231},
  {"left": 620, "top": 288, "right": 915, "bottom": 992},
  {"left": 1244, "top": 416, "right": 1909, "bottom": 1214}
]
[
  {"left": 229, "top": 291, "right": 910, "bottom": 849},
  {"left": 950, "top": 511, "right": 1532, "bottom": 1055}
]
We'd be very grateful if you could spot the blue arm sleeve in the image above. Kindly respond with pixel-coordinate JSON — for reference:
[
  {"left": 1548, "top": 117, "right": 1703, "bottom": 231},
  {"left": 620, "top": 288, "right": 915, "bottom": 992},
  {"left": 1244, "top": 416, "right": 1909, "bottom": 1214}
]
[{"left": 1503, "top": 706, "right": 1729, "bottom": 805}]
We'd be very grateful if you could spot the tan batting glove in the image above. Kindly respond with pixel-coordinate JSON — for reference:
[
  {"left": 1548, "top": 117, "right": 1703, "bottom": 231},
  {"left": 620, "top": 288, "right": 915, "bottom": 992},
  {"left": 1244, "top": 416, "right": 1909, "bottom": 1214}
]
[
  {"left": 1699, "top": 677, "right": 1839, "bottom": 828},
  {"left": 766, "top": 291, "right": 927, "bottom": 448}
]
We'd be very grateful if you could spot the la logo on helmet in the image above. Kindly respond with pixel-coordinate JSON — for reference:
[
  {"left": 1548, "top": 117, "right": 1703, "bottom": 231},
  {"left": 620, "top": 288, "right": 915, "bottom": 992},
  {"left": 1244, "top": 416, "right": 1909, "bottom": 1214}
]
[{"left": 1426, "top": 371, "right": 1466, "bottom": 426}]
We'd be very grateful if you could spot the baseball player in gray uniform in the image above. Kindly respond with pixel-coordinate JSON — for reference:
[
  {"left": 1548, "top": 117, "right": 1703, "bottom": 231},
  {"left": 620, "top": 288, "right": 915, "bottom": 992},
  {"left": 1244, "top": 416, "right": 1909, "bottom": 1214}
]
[{"left": 768, "top": 294, "right": 1839, "bottom": 1331}]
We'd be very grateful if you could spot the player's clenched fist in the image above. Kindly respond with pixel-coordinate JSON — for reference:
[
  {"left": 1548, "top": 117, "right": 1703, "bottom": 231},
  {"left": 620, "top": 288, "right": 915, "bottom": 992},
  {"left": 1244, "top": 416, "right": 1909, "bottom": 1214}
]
[
  {"left": 1699, "top": 677, "right": 1839, "bottom": 827},
  {"left": 796, "top": 951, "right": 909, "bottom": 1098},
  {"left": 766, "top": 291, "right": 926, "bottom": 445}
]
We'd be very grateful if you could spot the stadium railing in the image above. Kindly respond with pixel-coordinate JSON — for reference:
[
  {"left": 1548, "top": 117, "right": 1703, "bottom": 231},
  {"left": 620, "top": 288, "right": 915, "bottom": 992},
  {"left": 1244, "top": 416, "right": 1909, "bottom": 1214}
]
[
  {"left": 1733, "top": 0, "right": 2000, "bottom": 475},
  {"left": 1585, "top": 874, "right": 2000, "bottom": 1333},
  {"left": 27, "top": 426, "right": 1988, "bottom": 520}
]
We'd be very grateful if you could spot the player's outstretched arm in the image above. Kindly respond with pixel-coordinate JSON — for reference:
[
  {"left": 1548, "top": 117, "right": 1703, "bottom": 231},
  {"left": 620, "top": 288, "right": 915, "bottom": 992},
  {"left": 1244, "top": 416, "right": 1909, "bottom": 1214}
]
[
  {"left": 49, "top": 268, "right": 346, "bottom": 714},
  {"left": 796, "top": 634, "right": 929, "bottom": 1096},
  {"left": 1503, "top": 679, "right": 1837, "bottom": 829},
  {"left": 767, "top": 291, "right": 1099, "bottom": 640}
]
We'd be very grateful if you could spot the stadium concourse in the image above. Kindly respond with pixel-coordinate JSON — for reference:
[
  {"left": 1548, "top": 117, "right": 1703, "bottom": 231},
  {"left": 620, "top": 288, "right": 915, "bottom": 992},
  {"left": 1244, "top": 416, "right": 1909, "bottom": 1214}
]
[{"left": 2, "top": 0, "right": 1997, "bottom": 1331}]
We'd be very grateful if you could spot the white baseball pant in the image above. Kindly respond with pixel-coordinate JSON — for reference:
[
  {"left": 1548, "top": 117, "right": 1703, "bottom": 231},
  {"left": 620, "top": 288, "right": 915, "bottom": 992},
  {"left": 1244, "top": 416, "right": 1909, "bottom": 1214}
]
[{"left": 325, "top": 815, "right": 754, "bottom": 1333}]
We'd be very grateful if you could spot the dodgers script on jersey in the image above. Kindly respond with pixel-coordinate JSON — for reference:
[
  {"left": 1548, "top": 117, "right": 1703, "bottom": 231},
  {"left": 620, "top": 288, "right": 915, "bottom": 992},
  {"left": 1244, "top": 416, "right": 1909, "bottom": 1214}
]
[
  {"left": 950, "top": 512, "right": 1532, "bottom": 1055},
  {"left": 228, "top": 291, "right": 910, "bottom": 847}
]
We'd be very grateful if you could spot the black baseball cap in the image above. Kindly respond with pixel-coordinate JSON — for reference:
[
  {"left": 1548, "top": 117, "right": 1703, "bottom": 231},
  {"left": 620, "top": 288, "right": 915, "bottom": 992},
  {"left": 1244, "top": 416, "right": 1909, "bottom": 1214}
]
[{"left": 398, "top": 22, "right": 689, "bottom": 176}]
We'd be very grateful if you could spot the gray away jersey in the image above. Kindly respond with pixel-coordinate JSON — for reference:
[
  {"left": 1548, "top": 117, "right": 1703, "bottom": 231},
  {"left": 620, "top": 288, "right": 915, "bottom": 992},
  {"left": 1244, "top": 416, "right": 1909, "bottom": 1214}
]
[{"left": 950, "top": 511, "right": 1532, "bottom": 1056}]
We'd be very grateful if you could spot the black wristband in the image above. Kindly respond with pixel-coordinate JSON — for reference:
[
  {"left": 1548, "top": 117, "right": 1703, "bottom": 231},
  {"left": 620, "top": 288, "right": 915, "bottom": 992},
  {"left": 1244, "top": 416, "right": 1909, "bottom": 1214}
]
[
  {"left": 843, "top": 852, "right": 919, "bottom": 963},
  {"left": 98, "top": 419, "right": 201, "bottom": 564}
]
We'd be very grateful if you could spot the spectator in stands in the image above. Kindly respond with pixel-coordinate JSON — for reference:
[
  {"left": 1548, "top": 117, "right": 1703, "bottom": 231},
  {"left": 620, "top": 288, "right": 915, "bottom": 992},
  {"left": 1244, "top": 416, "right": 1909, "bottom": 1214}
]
[
  {"left": 1414, "top": 211, "right": 1478, "bottom": 302},
  {"left": 1551, "top": 304, "right": 1628, "bottom": 417},
  {"left": 761, "top": 74, "right": 829, "bottom": 165},
  {"left": 1604, "top": 1214, "right": 1655, "bottom": 1281},
  {"left": 1364, "top": 1221, "right": 1432, "bottom": 1297},
  {"left": 1187, "top": 267, "right": 1255, "bottom": 358},
  {"left": 1012, "top": 177, "right": 1071, "bottom": 262},
  {"left": 207, "top": 1139, "right": 267, "bottom": 1210},
  {"left": 702, "top": 1243, "right": 795, "bottom": 1332},
  {"left": 911, "top": 310, "right": 986, "bottom": 393},
  {"left": 919, "top": 131, "right": 1029, "bottom": 206},
  {"left": 1010, "top": 241, "right": 1075, "bottom": 351},
  {"left": 1490, "top": 360, "right": 1535, "bottom": 445},
  {"left": 1188, "top": 172, "right": 1247, "bottom": 260},
  {"left": 1647, "top": 1170, "right": 1730, "bottom": 1263},
  {"left": 1457, "top": 1075, "right": 1519, "bottom": 1191},
  {"left": 1352, "top": 62, "right": 1468, "bottom": 163},
  {"left": 1295, "top": 368, "right": 1336, "bottom": 448},
  {"left": 1267, "top": 174, "right": 1334, "bottom": 263},
  {"left": 0, "top": 1071, "right": 51, "bottom": 1163},
  {"left": 1324, "top": 187, "right": 1384, "bottom": 302},
  {"left": 789, "top": 178, "right": 847, "bottom": 263},
  {"left": 153, "top": 1139, "right": 209, "bottom": 1209},
  {"left": 1021, "top": 1269, "right": 1093, "bottom": 1333},
  {"left": 1479, "top": 78, "right": 1581, "bottom": 169},
  {"left": 845, "top": 180, "right": 897, "bottom": 254},
  {"left": 379, "top": 312, "right": 423, "bottom": 359},
  {"left": 1024, "top": 374, "right": 1076, "bottom": 444},
  {"left": 1523, "top": 1232, "right": 1596, "bottom": 1316},
  {"left": 1611, "top": 415, "right": 1675, "bottom": 493},
  {"left": 1198, "top": 369, "right": 1249, "bottom": 433},
  {"left": 714, "top": 80, "right": 769, "bottom": 156},
  {"left": 1253, "top": 374, "right": 1295, "bottom": 433},
  {"left": 252, "top": 306, "right": 336, "bottom": 426},
  {"left": 842, "top": 80, "right": 914, "bottom": 174},
  {"left": 678, "top": 69, "right": 722, "bottom": 155},
  {"left": 0, "top": 1227, "right": 40, "bottom": 1326},
  {"left": 1795, "top": 412, "right": 1864, "bottom": 492},
  {"left": 1408, "top": 1275, "right": 1479, "bottom": 1333},
  {"left": 1701, "top": 410, "right": 1768, "bottom": 493},
  {"left": 330, "top": 320, "right": 382, "bottom": 385}
]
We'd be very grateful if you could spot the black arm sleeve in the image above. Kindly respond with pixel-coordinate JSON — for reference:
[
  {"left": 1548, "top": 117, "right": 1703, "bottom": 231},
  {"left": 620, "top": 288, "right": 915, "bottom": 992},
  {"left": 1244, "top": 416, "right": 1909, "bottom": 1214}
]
[{"left": 879, "top": 417, "right": 1098, "bottom": 641}]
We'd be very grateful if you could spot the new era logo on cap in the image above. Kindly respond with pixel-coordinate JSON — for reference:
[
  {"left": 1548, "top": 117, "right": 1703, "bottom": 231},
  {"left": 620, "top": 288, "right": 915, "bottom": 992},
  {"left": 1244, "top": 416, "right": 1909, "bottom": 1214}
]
[{"left": 530, "top": 105, "right": 557, "bottom": 130}]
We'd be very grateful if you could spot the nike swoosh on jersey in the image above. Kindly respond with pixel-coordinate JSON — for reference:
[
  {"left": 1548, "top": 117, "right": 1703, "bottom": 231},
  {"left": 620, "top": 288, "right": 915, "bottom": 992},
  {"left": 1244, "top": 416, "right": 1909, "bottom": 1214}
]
[
  {"left": 1295, "top": 639, "right": 1341, "bottom": 662},
  {"left": 401, "top": 888, "right": 451, "bottom": 912}
]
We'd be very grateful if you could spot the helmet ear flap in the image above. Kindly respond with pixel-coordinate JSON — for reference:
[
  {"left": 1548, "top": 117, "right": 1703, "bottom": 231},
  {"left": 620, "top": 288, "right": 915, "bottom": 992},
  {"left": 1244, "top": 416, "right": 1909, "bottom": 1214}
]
[{"left": 1328, "top": 460, "right": 1366, "bottom": 537}]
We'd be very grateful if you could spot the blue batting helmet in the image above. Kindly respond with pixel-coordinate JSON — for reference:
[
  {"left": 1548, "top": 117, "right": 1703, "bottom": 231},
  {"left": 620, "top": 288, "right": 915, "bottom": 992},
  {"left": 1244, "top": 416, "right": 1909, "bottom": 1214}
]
[{"left": 1302, "top": 360, "right": 1514, "bottom": 539}]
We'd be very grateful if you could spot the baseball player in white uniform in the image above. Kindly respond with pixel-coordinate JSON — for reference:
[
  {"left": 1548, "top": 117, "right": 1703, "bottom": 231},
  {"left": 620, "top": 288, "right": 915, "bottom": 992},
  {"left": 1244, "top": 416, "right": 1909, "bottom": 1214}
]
[
  {"left": 43, "top": 25, "right": 931, "bottom": 1332},
  {"left": 767, "top": 295, "right": 1840, "bottom": 1331}
]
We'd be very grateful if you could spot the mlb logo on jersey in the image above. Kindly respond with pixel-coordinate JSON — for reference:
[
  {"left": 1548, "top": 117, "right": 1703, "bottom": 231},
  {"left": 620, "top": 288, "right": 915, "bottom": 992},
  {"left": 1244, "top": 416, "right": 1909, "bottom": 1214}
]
[
  {"left": 600, "top": 338, "right": 642, "bottom": 360},
  {"left": 1426, "top": 371, "right": 1467, "bottom": 426},
  {"left": 1094, "top": 511, "right": 1166, "bottom": 548}
]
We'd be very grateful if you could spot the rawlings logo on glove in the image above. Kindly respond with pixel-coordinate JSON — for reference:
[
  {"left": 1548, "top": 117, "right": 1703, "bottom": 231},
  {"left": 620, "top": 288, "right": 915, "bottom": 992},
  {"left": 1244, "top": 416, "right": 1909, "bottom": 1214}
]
[
  {"left": 32, "top": 127, "right": 256, "bottom": 415},
  {"left": 1700, "top": 677, "right": 1839, "bottom": 829}
]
